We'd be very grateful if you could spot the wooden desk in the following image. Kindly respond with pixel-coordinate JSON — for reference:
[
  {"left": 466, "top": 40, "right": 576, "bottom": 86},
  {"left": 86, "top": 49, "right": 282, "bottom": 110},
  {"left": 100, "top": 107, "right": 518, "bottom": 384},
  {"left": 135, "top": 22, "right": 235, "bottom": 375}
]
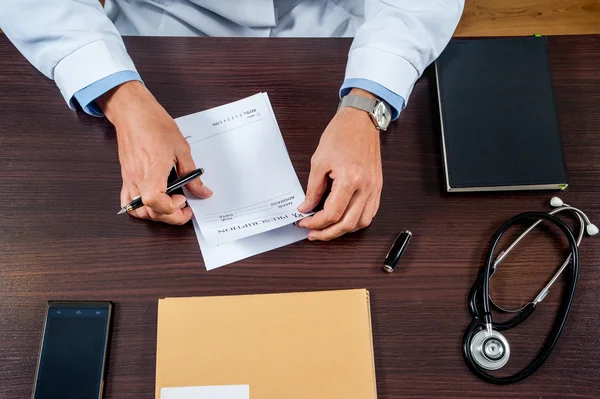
[{"left": 0, "top": 35, "right": 599, "bottom": 398}]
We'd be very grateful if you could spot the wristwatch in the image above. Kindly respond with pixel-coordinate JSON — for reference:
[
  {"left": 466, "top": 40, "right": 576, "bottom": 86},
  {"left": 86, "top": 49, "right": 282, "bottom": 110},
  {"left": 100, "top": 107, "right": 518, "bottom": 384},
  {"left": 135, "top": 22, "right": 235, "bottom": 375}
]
[{"left": 339, "top": 94, "right": 392, "bottom": 131}]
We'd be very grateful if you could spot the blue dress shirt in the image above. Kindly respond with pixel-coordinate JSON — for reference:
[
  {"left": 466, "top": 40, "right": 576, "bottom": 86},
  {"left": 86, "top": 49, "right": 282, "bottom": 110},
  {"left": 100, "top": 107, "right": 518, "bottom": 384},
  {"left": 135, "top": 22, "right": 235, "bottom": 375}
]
[
  {"left": 75, "top": 74, "right": 404, "bottom": 121},
  {"left": 73, "top": 70, "right": 142, "bottom": 117}
]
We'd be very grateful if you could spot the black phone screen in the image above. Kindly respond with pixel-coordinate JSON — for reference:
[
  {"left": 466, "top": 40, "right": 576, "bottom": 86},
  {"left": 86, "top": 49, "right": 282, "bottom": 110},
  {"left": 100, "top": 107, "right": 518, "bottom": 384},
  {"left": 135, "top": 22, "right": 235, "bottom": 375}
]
[{"left": 33, "top": 302, "right": 112, "bottom": 399}]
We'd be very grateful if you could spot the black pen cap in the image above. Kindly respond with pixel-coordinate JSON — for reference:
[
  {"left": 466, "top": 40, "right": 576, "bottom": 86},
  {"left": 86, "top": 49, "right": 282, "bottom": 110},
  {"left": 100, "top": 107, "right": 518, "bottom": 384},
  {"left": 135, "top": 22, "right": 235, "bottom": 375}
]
[{"left": 383, "top": 231, "right": 412, "bottom": 273}]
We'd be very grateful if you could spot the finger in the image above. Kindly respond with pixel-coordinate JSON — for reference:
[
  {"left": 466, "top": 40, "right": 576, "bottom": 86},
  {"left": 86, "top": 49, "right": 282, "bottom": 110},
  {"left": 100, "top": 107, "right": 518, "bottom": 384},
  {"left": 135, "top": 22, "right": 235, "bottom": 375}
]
[
  {"left": 308, "top": 191, "right": 369, "bottom": 241},
  {"left": 120, "top": 185, "right": 131, "bottom": 208},
  {"left": 140, "top": 165, "right": 180, "bottom": 215},
  {"left": 147, "top": 206, "right": 193, "bottom": 225},
  {"left": 298, "top": 174, "right": 356, "bottom": 230},
  {"left": 176, "top": 146, "right": 213, "bottom": 199},
  {"left": 169, "top": 194, "right": 188, "bottom": 209},
  {"left": 122, "top": 185, "right": 151, "bottom": 220},
  {"left": 125, "top": 186, "right": 189, "bottom": 222},
  {"left": 353, "top": 189, "right": 380, "bottom": 233},
  {"left": 144, "top": 194, "right": 187, "bottom": 218},
  {"left": 298, "top": 162, "right": 328, "bottom": 214},
  {"left": 130, "top": 207, "right": 151, "bottom": 220}
]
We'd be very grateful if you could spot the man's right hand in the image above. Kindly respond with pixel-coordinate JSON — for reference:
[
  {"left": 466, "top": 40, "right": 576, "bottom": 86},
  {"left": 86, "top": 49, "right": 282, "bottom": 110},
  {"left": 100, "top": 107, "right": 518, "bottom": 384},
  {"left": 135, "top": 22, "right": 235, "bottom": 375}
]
[{"left": 97, "top": 81, "right": 213, "bottom": 225}]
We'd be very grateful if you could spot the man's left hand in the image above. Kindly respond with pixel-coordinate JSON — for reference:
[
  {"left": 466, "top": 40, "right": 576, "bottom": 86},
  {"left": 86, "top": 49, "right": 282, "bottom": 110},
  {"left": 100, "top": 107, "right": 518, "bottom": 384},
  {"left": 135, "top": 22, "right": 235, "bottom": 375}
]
[{"left": 297, "top": 89, "right": 383, "bottom": 240}]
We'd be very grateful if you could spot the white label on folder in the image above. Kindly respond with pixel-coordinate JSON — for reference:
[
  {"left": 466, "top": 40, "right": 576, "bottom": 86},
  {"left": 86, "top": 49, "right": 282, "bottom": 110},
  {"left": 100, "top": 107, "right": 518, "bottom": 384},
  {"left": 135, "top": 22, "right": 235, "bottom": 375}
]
[{"left": 161, "top": 385, "right": 249, "bottom": 399}]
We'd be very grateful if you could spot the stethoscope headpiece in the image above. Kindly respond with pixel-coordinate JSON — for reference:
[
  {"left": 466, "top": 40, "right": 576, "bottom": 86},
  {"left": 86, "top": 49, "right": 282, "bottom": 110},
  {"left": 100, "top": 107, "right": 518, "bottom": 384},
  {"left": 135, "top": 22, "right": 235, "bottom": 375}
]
[{"left": 551, "top": 197, "right": 598, "bottom": 236}]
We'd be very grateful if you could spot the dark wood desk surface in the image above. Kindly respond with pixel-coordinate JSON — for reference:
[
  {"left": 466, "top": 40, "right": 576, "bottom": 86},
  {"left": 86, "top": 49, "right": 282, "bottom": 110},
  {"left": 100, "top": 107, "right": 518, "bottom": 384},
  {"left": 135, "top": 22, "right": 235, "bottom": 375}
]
[{"left": 1, "top": 35, "right": 599, "bottom": 398}]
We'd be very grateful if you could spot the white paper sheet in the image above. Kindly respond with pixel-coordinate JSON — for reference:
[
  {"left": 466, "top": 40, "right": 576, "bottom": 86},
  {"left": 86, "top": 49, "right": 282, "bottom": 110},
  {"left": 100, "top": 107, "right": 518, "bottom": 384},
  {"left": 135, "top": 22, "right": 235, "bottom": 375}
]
[
  {"left": 192, "top": 219, "right": 307, "bottom": 271},
  {"left": 161, "top": 385, "right": 249, "bottom": 399},
  {"left": 176, "top": 93, "right": 308, "bottom": 245}
]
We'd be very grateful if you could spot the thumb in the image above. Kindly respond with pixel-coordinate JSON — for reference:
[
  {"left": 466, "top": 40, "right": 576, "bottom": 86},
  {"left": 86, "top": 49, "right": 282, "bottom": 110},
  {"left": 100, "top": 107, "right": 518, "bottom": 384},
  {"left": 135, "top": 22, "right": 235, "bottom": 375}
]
[
  {"left": 299, "top": 164, "right": 327, "bottom": 213},
  {"left": 176, "top": 148, "right": 213, "bottom": 199},
  {"left": 140, "top": 167, "right": 180, "bottom": 215}
]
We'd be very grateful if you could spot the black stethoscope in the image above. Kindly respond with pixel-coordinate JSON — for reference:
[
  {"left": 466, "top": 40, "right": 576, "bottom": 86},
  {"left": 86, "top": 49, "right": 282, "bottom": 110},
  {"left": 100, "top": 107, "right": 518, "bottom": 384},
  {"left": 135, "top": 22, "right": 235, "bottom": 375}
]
[{"left": 463, "top": 197, "right": 598, "bottom": 384}]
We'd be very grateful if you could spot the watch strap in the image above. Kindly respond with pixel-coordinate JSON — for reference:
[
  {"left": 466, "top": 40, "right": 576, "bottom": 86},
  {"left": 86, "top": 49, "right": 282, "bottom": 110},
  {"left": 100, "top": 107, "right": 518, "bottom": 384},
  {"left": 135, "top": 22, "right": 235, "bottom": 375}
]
[{"left": 339, "top": 95, "right": 377, "bottom": 113}]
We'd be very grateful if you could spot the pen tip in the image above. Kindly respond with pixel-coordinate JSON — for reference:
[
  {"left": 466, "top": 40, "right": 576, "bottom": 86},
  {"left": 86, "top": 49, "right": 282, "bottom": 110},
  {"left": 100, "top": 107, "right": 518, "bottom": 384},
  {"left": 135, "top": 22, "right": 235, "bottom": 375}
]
[{"left": 117, "top": 208, "right": 126, "bottom": 215}]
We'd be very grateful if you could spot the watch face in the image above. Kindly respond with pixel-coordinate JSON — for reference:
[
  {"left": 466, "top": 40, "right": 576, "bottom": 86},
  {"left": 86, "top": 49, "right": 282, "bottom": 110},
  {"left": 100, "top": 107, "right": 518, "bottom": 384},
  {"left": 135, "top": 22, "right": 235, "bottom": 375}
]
[{"left": 373, "top": 101, "right": 391, "bottom": 130}]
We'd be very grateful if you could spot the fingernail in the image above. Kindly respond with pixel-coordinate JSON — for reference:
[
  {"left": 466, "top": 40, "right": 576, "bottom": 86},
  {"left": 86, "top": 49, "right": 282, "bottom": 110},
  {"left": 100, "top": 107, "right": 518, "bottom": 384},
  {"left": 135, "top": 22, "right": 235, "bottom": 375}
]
[
  {"left": 308, "top": 235, "right": 316, "bottom": 241},
  {"left": 175, "top": 197, "right": 187, "bottom": 209},
  {"left": 204, "top": 187, "right": 214, "bottom": 196},
  {"left": 298, "top": 201, "right": 307, "bottom": 212}
]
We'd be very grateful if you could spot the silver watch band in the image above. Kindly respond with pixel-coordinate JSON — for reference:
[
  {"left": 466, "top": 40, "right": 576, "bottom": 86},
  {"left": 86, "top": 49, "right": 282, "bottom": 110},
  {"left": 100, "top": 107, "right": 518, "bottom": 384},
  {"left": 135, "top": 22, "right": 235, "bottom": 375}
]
[
  {"left": 339, "top": 94, "right": 392, "bottom": 131},
  {"left": 339, "top": 95, "right": 377, "bottom": 114}
]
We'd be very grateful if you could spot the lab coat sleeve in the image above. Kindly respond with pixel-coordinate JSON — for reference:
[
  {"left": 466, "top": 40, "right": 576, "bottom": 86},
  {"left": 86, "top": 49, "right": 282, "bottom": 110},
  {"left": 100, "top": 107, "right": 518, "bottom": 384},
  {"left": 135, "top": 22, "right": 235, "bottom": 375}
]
[
  {"left": 344, "top": 0, "right": 464, "bottom": 111},
  {"left": 0, "top": 0, "right": 138, "bottom": 110}
]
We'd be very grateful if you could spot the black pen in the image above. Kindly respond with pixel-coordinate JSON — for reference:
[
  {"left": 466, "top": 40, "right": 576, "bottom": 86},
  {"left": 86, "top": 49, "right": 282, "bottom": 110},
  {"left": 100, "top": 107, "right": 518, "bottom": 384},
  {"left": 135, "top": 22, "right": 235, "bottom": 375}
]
[{"left": 117, "top": 168, "right": 204, "bottom": 215}]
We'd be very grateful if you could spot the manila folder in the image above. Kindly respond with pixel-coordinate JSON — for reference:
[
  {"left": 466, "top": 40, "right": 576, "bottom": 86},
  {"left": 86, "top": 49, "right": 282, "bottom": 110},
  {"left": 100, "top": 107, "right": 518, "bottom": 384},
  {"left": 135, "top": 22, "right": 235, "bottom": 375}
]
[{"left": 156, "top": 289, "right": 377, "bottom": 398}]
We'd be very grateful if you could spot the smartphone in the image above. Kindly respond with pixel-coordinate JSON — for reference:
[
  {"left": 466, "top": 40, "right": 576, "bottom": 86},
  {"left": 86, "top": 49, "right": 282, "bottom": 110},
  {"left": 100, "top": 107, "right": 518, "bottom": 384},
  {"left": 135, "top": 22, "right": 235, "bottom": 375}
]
[{"left": 32, "top": 301, "right": 113, "bottom": 399}]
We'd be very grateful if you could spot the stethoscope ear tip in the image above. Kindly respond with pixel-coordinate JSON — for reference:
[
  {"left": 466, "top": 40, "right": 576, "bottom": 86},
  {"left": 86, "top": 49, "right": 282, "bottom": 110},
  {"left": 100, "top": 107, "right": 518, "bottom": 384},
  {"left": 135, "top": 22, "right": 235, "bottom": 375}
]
[
  {"left": 550, "top": 197, "right": 564, "bottom": 207},
  {"left": 586, "top": 224, "right": 599, "bottom": 236}
]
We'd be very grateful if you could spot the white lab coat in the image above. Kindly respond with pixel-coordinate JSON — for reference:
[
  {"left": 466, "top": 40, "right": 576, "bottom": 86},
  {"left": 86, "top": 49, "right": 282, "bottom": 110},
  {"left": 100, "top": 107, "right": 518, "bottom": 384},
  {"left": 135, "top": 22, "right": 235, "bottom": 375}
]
[{"left": 0, "top": 0, "right": 463, "bottom": 111}]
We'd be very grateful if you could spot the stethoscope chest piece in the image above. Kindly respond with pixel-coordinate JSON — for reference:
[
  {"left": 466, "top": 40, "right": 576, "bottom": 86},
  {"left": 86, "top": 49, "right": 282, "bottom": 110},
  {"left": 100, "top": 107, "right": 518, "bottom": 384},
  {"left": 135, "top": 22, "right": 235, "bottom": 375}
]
[{"left": 470, "top": 329, "right": 510, "bottom": 370}]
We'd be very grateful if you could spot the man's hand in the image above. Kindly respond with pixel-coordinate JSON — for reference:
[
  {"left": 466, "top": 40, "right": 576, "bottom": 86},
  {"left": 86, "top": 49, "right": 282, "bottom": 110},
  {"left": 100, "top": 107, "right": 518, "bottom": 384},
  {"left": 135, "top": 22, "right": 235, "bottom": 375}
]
[
  {"left": 297, "top": 89, "right": 383, "bottom": 240},
  {"left": 98, "top": 81, "right": 213, "bottom": 224}
]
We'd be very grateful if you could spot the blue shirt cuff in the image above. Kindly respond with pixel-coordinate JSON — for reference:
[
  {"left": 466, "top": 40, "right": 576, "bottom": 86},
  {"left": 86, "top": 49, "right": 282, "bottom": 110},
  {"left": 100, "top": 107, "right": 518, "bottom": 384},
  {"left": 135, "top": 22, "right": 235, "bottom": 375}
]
[
  {"left": 340, "top": 78, "right": 405, "bottom": 121},
  {"left": 72, "top": 71, "right": 142, "bottom": 117}
]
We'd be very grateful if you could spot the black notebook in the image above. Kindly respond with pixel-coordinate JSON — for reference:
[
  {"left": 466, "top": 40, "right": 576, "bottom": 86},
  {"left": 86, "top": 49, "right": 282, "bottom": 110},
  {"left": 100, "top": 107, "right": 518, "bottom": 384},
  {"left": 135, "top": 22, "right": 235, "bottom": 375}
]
[{"left": 434, "top": 37, "right": 568, "bottom": 192}]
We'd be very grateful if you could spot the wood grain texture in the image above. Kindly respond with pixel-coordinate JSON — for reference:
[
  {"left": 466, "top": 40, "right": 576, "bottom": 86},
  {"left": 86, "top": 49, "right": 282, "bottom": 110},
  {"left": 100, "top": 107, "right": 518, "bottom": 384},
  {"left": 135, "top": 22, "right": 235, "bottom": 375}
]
[
  {"left": 457, "top": 0, "right": 600, "bottom": 36},
  {"left": 0, "top": 35, "right": 599, "bottom": 398}
]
